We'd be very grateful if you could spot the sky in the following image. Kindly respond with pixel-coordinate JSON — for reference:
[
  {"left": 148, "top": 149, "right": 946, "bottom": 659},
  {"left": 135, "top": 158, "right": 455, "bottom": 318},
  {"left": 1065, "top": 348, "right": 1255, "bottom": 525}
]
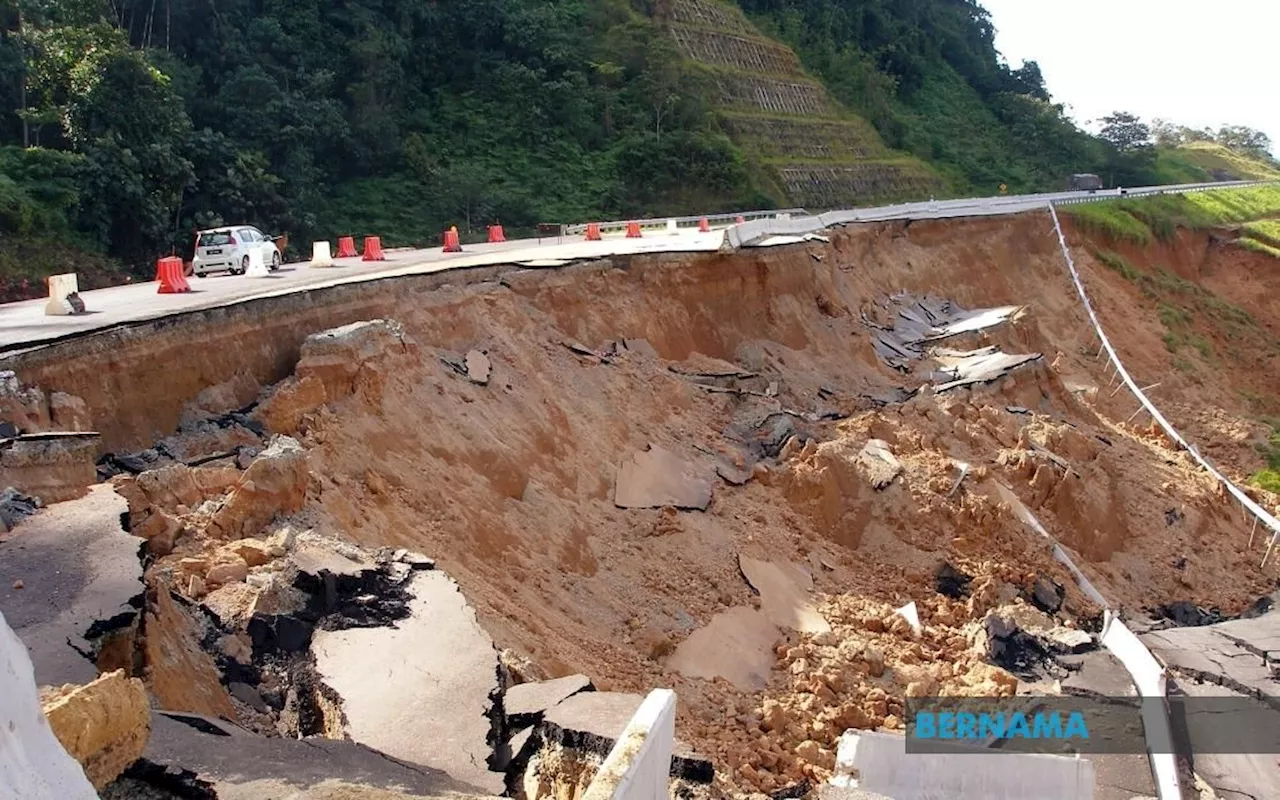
[{"left": 979, "top": 0, "right": 1280, "bottom": 147}]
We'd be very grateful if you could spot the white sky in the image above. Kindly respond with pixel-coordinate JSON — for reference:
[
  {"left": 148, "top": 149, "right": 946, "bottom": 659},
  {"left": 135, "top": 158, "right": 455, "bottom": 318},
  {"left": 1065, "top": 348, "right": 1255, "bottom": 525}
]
[{"left": 980, "top": 0, "right": 1280, "bottom": 147}]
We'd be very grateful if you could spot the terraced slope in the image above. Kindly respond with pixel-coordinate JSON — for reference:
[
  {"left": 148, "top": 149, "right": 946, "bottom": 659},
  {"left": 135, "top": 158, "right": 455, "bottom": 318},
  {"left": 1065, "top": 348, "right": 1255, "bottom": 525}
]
[{"left": 660, "top": 0, "right": 941, "bottom": 208}]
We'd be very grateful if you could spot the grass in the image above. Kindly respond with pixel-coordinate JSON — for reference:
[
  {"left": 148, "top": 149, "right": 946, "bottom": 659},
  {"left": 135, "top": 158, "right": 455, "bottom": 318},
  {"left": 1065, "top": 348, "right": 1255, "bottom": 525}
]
[
  {"left": 1243, "top": 219, "right": 1280, "bottom": 247},
  {"left": 1064, "top": 185, "right": 1280, "bottom": 245},
  {"left": 1094, "top": 249, "right": 1143, "bottom": 280},
  {"left": 1239, "top": 237, "right": 1280, "bottom": 259},
  {"left": 1252, "top": 421, "right": 1280, "bottom": 493},
  {"left": 1161, "top": 142, "right": 1280, "bottom": 182}
]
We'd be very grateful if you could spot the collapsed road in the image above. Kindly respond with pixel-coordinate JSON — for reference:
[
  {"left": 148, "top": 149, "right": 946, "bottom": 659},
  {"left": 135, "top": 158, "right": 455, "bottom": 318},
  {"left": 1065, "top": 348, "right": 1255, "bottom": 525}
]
[{"left": 1, "top": 203, "right": 1279, "bottom": 799}]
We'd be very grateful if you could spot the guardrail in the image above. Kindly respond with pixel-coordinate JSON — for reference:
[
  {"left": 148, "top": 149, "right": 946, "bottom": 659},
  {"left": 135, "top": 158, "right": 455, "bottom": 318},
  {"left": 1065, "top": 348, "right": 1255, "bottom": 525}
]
[
  {"left": 563, "top": 208, "right": 807, "bottom": 236},
  {"left": 723, "top": 180, "right": 1274, "bottom": 247}
]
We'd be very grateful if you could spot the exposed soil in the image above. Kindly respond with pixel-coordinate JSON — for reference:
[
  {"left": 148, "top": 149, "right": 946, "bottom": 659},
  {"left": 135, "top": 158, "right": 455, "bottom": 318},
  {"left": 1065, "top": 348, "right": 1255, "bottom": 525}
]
[{"left": 9, "top": 210, "right": 1280, "bottom": 797}]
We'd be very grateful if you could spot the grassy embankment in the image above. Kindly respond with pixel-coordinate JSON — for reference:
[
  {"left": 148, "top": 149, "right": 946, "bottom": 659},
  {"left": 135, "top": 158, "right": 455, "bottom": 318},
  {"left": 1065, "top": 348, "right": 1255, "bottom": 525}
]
[{"left": 1069, "top": 187, "right": 1280, "bottom": 491}]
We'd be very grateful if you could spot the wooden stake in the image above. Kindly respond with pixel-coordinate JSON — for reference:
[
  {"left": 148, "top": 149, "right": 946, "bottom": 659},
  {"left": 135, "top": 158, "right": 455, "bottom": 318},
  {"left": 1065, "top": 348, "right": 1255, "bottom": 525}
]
[{"left": 1248, "top": 517, "right": 1259, "bottom": 549}]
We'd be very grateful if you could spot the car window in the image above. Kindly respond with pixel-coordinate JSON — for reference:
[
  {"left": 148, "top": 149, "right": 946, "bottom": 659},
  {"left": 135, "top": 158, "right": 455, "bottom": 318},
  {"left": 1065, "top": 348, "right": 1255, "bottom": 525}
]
[
  {"left": 198, "top": 231, "right": 235, "bottom": 247},
  {"left": 249, "top": 228, "right": 265, "bottom": 241},
  {"left": 241, "top": 228, "right": 259, "bottom": 243}
]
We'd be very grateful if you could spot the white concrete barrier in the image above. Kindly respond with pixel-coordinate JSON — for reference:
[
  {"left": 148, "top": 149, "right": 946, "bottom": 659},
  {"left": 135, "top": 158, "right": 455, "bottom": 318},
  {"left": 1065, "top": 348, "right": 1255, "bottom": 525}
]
[
  {"left": 245, "top": 248, "right": 269, "bottom": 277},
  {"left": 0, "top": 611, "right": 98, "bottom": 799},
  {"left": 666, "top": 219, "right": 678, "bottom": 236},
  {"left": 310, "top": 241, "right": 334, "bottom": 268},
  {"left": 828, "top": 730, "right": 1095, "bottom": 800},
  {"left": 581, "top": 689, "right": 676, "bottom": 800},
  {"left": 1100, "top": 614, "right": 1180, "bottom": 800},
  {"left": 44, "top": 273, "right": 79, "bottom": 316}
]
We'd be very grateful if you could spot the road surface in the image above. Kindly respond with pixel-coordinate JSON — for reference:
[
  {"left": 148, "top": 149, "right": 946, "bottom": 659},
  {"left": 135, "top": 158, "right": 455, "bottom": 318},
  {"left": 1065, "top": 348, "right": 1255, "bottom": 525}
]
[{"left": 0, "top": 180, "right": 1262, "bottom": 354}]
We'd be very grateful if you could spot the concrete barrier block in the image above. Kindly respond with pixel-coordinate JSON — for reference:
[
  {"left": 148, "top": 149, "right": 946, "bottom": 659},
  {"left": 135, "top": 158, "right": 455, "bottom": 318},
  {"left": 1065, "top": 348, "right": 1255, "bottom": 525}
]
[
  {"left": 666, "top": 219, "right": 679, "bottom": 235},
  {"left": 582, "top": 689, "right": 676, "bottom": 800},
  {"left": 44, "top": 273, "right": 79, "bottom": 316},
  {"left": 246, "top": 248, "right": 269, "bottom": 277},
  {"left": 830, "top": 731, "right": 1094, "bottom": 800},
  {"left": 310, "top": 241, "right": 334, "bottom": 268}
]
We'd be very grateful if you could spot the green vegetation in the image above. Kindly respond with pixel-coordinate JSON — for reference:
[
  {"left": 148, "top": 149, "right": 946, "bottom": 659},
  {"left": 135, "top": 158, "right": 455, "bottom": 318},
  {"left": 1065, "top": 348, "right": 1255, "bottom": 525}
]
[
  {"left": 0, "top": 0, "right": 1278, "bottom": 295},
  {"left": 737, "top": 0, "right": 1104, "bottom": 194},
  {"left": 1253, "top": 421, "right": 1280, "bottom": 493},
  {"left": 1094, "top": 249, "right": 1142, "bottom": 281},
  {"left": 1156, "top": 142, "right": 1280, "bottom": 184},
  {"left": 1064, "top": 186, "right": 1280, "bottom": 245}
]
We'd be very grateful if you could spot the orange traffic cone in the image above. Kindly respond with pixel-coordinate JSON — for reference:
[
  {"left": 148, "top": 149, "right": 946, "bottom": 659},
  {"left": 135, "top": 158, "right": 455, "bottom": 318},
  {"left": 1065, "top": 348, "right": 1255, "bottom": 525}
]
[
  {"left": 336, "top": 236, "right": 358, "bottom": 258},
  {"left": 625, "top": 221, "right": 642, "bottom": 239},
  {"left": 488, "top": 224, "right": 506, "bottom": 243},
  {"left": 698, "top": 217, "right": 711, "bottom": 232},
  {"left": 443, "top": 227, "right": 463, "bottom": 253},
  {"left": 362, "top": 236, "right": 385, "bottom": 261},
  {"left": 585, "top": 223, "right": 602, "bottom": 241}
]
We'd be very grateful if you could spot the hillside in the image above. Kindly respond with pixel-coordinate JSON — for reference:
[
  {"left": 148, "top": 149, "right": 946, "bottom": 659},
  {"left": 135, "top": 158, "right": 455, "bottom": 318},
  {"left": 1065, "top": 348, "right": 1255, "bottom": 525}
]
[{"left": 1, "top": 0, "right": 1277, "bottom": 297}]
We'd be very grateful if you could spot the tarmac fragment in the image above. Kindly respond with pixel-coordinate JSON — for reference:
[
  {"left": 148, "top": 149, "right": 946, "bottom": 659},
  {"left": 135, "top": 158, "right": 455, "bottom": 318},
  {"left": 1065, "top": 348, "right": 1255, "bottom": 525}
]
[
  {"left": 614, "top": 444, "right": 712, "bottom": 510},
  {"left": 855, "top": 439, "right": 902, "bottom": 490}
]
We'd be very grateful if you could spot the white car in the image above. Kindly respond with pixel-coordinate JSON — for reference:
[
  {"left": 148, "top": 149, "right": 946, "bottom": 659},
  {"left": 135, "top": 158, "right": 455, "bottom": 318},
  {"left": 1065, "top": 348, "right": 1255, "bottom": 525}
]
[{"left": 192, "top": 225, "right": 282, "bottom": 276}]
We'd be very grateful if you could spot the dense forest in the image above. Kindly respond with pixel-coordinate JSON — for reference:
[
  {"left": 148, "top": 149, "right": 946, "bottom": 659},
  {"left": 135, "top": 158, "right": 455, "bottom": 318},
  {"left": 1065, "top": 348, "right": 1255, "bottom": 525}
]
[{"left": 0, "top": 0, "right": 1275, "bottom": 287}]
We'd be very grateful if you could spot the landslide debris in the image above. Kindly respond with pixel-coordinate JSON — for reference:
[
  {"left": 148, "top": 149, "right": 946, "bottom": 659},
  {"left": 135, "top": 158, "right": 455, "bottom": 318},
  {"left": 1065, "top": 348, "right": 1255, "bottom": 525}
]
[{"left": 6, "top": 213, "right": 1280, "bottom": 799}]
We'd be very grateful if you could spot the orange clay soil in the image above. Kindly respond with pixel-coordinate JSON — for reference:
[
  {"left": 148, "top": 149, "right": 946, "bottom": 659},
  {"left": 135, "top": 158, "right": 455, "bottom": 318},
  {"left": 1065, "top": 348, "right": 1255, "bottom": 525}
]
[{"left": 132, "top": 210, "right": 1280, "bottom": 795}]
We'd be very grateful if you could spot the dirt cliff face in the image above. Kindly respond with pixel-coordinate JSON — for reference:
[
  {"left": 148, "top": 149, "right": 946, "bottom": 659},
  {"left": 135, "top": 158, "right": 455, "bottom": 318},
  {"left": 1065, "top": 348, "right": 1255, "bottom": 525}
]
[{"left": 6, "top": 210, "right": 1280, "bottom": 796}]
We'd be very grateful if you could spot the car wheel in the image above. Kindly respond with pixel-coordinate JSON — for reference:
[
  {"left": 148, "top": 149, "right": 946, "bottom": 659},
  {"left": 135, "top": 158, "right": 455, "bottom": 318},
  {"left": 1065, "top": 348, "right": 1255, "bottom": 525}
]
[
  {"left": 195, "top": 272, "right": 206, "bottom": 278},
  {"left": 270, "top": 252, "right": 281, "bottom": 271}
]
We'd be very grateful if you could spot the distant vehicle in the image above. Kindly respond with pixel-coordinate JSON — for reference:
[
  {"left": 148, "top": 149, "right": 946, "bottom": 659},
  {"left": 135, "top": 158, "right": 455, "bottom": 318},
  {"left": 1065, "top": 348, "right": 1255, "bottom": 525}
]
[
  {"left": 192, "top": 226, "right": 282, "bottom": 276},
  {"left": 1067, "top": 174, "right": 1103, "bottom": 193}
]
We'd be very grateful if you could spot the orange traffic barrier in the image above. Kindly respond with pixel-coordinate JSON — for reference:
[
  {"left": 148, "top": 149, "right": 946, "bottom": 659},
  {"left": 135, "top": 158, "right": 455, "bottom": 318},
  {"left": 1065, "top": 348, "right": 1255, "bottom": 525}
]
[
  {"left": 698, "top": 217, "right": 711, "bottom": 232},
  {"left": 156, "top": 256, "right": 190, "bottom": 294},
  {"left": 585, "top": 223, "right": 602, "bottom": 241},
  {"left": 336, "top": 236, "right": 358, "bottom": 258},
  {"left": 362, "top": 236, "right": 385, "bottom": 261},
  {"left": 443, "top": 227, "right": 463, "bottom": 253},
  {"left": 625, "top": 221, "right": 642, "bottom": 238},
  {"left": 488, "top": 224, "right": 506, "bottom": 243}
]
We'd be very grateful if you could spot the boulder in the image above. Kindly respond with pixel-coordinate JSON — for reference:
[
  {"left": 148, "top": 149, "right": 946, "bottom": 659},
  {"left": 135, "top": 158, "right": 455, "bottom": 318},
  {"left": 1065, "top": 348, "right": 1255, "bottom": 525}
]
[
  {"left": 207, "top": 436, "right": 308, "bottom": 540},
  {"left": 227, "top": 539, "right": 274, "bottom": 567},
  {"left": 293, "top": 320, "right": 415, "bottom": 403},
  {"left": 253, "top": 375, "right": 327, "bottom": 435},
  {"left": 41, "top": 669, "right": 151, "bottom": 790},
  {"left": 136, "top": 464, "right": 202, "bottom": 511}
]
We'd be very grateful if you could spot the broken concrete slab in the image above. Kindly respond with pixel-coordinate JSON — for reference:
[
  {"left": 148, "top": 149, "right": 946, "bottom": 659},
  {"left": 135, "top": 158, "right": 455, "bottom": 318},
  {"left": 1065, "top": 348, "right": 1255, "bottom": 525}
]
[
  {"left": 622, "top": 339, "right": 658, "bottom": 358},
  {"left": 855, "top": 439, "right": 902, "bottom": 490},
  {"left": 738, "top": 555, "right": 830, "bottom": 634},
  {"left": 465, "top": 350, "right": 492, "bottom": 385},
  {"left": 1142, "top": 614, "right": 1280, "bottom": 707},
  {"left": 614, "top": 444, "right": 712, "bottom": 511},
  {"left": 541, "top": 692, "right": 713, "bottom": 782},
  {"left": 666, "top": 606, "right": 780, "bottom": 691},
  {"left": 0, "top": 484, "right": 141, "bottom": 685},
  {"left": 311, "top": 570, "right": 506, "bottom": 794},
  {"left": 0, "top": 486, "right": 39, "bottom": 531},
  {"left": 140, "top": 711, "right": 498, "bottom": 799},
  {"left": 505, "top": 674, "right": 594, "bottom": 728}
]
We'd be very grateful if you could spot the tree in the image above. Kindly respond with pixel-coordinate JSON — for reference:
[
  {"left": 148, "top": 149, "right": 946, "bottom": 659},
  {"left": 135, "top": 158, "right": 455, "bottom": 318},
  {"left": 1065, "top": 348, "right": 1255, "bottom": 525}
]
[
  {"left": 1216, "top": 125, "right": 1272, "bottom": 158},
  {"left": 1098, "top": 111, "right": 1151, "bottom": 152}
]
